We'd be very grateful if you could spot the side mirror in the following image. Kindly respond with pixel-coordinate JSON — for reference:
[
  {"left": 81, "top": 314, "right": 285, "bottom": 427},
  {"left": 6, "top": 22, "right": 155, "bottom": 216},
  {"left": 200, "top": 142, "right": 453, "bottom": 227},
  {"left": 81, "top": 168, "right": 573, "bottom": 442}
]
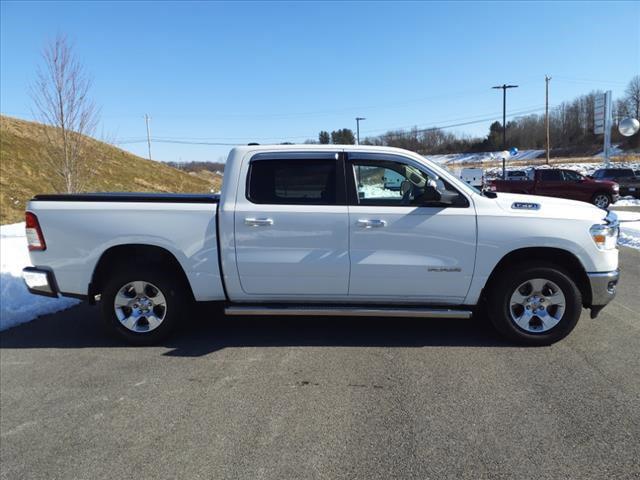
[
  {"left": 419, "top": 187, "right": 457, "bottom": 206},
  {"left": 437, "top": 190, "right": 459, "bottom": 205},
  {"left": 420, "top": 185, "right": 440, "bottom": 203}
]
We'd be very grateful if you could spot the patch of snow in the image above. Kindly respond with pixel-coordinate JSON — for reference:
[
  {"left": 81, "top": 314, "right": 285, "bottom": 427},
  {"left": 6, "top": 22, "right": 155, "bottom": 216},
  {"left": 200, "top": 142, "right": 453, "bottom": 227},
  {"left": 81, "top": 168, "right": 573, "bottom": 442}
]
[
  {"left": 480, "top": 160, "right": 640, "bottom": 182},
  {"left": 426, "top": 149, "right": 544, "bottom": 166},
  {"left": 616, "top": 211, "right": 640, "bottom": 250},
  {"left": 614, "top": 197, "right": 640, "bottom": 207},
  {"left": 359, "top": 185, "right": 402, "bottom": 199},
  {"left": 594, "top": 144, "right": 625, "bottom": 158},
  {"left": 1, "top": 222, "right": 78, "bottom": 331}
]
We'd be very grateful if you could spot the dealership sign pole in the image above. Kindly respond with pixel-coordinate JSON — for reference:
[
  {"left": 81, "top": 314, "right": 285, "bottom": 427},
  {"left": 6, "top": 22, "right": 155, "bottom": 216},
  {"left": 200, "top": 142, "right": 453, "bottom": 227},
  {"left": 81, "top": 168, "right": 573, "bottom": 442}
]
[{"left": 595, "top": 91, "right": 613, "bottom": 166}]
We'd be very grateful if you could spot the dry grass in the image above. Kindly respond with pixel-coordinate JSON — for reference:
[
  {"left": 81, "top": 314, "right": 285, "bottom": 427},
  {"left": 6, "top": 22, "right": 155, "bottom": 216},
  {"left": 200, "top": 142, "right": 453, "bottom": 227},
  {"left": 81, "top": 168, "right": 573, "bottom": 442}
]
[{"left": 0, "top": 115, "right": 222, "bottom": 224}]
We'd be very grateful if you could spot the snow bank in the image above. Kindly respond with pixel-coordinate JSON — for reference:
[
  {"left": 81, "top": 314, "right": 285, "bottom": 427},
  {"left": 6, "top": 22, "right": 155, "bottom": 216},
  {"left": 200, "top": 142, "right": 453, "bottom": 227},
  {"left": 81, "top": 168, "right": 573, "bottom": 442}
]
[
  {"left": 614, "top": 197, "right": 640, "bottom": 207},
  {"left": 0, "top": 222, "right": 78, "bottom": 331},
  {"left": 617, "top": 211, "right": 640, "bottom": 250},
  {"left": 426, "top": 149, "right": 544, "bottom": 166}
]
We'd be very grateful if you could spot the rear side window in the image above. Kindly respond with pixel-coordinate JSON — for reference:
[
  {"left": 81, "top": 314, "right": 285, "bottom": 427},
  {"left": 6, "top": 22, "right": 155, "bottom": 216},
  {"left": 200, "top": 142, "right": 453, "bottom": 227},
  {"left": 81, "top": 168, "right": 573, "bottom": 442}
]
[
  {"left": 539, "top": 170, "right": 563, "bottom": 181},
  {"left": 597, "top": 169, "right": 633, "bottom": 178},
  {"left": 561, "top": 170, "right": 583, "bottom": 181},
  {"left": 247, "top": 159, "right": 338, "bottom": 205}
]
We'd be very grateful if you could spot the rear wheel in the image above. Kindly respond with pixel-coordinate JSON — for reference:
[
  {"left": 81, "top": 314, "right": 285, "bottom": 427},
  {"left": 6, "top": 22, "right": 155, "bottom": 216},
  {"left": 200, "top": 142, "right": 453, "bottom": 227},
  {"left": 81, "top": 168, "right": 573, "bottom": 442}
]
[
  {"left": 101, "top": 266, "right": 189, "bottom": 345},
  {"left": 592, "top": 192, "right": 612, "bottom": 209},
  {"left": 487, "top": 264, "right": 582, "bottom": 345}
]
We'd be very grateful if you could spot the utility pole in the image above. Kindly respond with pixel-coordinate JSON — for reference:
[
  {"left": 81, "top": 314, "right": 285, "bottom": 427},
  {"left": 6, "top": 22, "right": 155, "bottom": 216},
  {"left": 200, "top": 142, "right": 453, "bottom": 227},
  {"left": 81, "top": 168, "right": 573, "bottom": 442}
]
[
  {"left": 492, "top": 84, "right": 518, "bottom": 178},
  {"left": 144, "top": 114, "right": 152, "bottom": 160},
  {"left": 355, "top": 117, "right": 366, "bottom": 145},
  {"left": 545, "top": 76, "right": 551, "bottom": 164}
]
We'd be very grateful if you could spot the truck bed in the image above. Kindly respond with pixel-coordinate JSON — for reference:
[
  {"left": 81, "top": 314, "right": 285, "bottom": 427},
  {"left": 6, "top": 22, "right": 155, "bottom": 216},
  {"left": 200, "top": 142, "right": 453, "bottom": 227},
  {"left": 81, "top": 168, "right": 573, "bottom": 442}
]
[
  {"left": 32, "top": 192, "right": 220, "bottom": 203},
  {"left": 26, "top": 193, "right": 225, "bottom": 302}
]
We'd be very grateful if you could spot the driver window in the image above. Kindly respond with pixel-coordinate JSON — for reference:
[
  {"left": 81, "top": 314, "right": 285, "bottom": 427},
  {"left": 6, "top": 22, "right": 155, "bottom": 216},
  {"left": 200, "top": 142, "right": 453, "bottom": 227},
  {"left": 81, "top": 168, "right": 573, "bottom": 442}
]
[
  {"left": 561, "top": 170, "right": 582, "bottom": 181},
  {"left": 351, "top": 160, "right": 466, "bottom": 207}
]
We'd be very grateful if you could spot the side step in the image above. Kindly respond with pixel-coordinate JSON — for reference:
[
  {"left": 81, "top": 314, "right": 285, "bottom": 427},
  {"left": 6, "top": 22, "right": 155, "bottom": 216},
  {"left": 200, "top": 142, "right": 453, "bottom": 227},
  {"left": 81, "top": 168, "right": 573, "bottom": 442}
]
[{"left": 224, "top": 305, "right": 473, "bottom": 319}]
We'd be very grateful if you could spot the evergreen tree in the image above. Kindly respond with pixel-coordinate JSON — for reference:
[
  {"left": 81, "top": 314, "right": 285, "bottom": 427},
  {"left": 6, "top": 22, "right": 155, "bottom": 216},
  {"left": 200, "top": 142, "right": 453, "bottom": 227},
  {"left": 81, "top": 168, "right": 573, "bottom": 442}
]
[
  {"left": 331, "top": 128, "right": 356, "bottom": 144},
  {"left": 318, "top": 131, "right": 330, "bottom": 144}
]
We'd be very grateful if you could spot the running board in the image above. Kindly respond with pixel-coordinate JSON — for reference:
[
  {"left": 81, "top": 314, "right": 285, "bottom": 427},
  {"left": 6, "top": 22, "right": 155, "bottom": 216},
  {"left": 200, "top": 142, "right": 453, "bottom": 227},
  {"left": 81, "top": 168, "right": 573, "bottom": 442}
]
[{"left": 224, "top": 305, "right": 473, "bottom": 319}]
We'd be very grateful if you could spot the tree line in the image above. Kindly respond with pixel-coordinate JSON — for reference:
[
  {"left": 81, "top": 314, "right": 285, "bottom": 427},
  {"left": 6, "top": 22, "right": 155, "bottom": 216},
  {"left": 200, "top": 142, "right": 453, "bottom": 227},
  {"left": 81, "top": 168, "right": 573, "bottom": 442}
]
[{"left": 310, "top": 76, "right": 640, "bottom": 155}]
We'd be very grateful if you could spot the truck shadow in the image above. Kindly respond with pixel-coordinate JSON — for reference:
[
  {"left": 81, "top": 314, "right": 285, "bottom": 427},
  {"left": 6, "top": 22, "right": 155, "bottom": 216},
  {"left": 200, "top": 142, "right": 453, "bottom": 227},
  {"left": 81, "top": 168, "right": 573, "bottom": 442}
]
[{"left": 0, "top": 302, "right": 512, "bottom": 355}]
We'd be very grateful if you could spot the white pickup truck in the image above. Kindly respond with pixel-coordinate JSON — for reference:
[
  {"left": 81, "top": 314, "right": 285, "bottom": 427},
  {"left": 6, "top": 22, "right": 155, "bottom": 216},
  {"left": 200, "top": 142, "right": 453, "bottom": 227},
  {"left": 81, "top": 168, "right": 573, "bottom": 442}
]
[{"left": 23, "top": 145, "right": 620, "bottom": 346}]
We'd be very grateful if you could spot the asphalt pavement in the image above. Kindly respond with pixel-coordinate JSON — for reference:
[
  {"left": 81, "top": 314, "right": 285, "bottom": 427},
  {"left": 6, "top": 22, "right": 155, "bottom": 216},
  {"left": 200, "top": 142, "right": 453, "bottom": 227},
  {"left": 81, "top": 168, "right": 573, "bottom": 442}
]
[{"left": 1, "top": 248, "right": 639, "bottom": 479}]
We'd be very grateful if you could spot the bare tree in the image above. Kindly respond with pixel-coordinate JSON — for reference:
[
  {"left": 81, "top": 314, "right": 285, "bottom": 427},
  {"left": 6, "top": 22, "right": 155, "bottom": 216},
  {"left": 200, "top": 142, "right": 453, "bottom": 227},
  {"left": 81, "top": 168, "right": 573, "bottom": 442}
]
[
  {"left": 624, "top": 75, "right": 640, "bottom": 120},
  {"left": 30, "top": 34, "right": 99, "bottom": 193}
]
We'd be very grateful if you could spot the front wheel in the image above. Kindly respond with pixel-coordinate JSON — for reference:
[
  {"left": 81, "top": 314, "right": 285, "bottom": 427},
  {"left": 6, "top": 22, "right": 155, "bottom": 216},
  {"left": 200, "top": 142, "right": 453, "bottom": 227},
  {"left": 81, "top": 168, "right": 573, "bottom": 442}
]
[
  {"left": 592, "top": 192, "right": 612, "bottom": 209},
  {"left": 101, "top": 266, "right": 189, "bottom": 345},
  {"left": 487, "top": 264, "right": 582, "bottom": 346}
]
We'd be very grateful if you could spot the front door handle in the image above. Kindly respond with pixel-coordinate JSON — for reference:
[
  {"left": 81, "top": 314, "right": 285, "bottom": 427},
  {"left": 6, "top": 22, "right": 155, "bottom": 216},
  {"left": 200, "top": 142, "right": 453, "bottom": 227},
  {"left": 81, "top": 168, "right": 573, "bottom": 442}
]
[
  {"left": 357, "top": 219, "right": 387, "bottom": 228},
  {"left": 245, "top": 217, "right": 274, "bottom": 227}
]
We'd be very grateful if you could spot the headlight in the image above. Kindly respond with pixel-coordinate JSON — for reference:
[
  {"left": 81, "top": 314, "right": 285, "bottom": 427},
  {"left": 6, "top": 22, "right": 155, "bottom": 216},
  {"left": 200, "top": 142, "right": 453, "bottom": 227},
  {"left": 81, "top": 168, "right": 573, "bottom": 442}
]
[
  {"left": 612, "top": 183, "right": 620, "bottom": 191},
  {"left": 590, "top": 223, "right": 619, "bottom": 250}
]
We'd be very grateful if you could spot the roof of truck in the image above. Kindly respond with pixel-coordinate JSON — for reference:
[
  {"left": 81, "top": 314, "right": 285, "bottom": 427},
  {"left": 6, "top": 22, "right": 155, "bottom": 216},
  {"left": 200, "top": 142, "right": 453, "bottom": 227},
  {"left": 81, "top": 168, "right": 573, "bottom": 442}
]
[{"left": 229, "top": 144, "right": 418, "bottom": 155}]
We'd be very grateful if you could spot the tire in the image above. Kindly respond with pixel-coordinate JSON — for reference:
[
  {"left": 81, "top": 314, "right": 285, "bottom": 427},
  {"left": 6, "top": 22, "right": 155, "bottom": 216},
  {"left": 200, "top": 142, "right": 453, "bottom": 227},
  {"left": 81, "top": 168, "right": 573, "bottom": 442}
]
[
  {"left": 487, "top": 263, "right": 582, "bottom": 346},
  {"left": 591, "top": 192, "right": 612, "bottom": 209},
  {"left": 101, "top": 265, "right": 190, "bottom": 345}
]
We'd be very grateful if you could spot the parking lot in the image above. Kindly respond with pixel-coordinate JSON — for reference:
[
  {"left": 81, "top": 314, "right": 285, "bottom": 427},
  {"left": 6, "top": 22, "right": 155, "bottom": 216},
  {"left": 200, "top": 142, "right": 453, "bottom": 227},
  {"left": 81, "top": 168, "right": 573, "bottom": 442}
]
[{"left": 1, "top": 247, "right": 639, "bottom": 479}]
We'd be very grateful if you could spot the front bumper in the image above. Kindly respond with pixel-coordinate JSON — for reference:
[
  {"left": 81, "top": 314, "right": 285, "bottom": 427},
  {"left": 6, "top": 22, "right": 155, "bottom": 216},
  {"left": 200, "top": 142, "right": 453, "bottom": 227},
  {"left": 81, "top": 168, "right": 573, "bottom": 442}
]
[
  {"left": 587, "top": 269, "right": 619, "bottom": 318},
  {"left": 22, "top": 267, "right": 58, "bottom": 298}
]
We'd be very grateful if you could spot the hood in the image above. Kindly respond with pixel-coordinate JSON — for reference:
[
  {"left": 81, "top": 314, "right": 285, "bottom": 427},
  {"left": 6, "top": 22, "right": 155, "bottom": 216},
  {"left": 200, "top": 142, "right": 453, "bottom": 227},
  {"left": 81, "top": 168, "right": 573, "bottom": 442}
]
[
  {"left": 492, "top": 192, "right": 607, "bottom": 222},
  {"left": 586, "top": 177, "right": 618, "bottom": 188}
]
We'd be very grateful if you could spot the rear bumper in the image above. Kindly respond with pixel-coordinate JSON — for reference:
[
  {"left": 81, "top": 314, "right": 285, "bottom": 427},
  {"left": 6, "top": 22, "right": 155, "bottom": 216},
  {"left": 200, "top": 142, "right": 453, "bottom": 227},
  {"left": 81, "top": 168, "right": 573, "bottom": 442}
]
[
  {"left": 22, "top": 267, "right": 88, "bottom": 301},
  {"left": 22, "top": 267, "right": 58, "bottom": 298},
  {"left": 587, "top": 269, "right": 619, "bottom": 318},
  {"left": 619, "top": 187, "right": 639, "bottom": 198}
]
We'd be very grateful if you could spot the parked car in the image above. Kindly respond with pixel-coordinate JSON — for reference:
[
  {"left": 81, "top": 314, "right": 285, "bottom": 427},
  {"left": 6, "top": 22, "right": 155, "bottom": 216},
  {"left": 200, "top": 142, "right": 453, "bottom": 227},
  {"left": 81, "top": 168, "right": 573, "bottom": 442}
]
[
  {"left": 460, "top": 168, "right": 483, "bottom": 189},
  {"left": 489, "top": 168, "right": 620, "bottom": 208},
  {"left": 23, "top": 146, "right": 620, "bottom": 346},
  {"left": 591, "top": 168, "right": 640, "bottom": 198}
]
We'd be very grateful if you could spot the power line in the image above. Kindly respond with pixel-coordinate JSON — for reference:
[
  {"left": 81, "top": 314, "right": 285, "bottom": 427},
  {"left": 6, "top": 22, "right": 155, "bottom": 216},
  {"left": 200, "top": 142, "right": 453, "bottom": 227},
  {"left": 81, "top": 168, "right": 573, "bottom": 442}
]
[
  {"left": 113, "top": 106, "right": 548, "bottom": 147},
  {"left": 360, "top": 105, "right": 546, "bottom": 135},
  {"left": 113, "top": 105, "right": 547, "bottom": 144},
  {"left": 553, "top": 75, "right": 626, "bottom": 86}
]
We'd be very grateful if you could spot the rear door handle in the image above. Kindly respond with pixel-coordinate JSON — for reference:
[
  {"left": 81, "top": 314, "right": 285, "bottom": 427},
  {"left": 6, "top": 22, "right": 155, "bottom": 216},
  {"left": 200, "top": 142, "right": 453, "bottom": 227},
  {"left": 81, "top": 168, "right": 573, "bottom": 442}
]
[
  {"left": 245, "top": 217, "right": 274, "bottom": 227},
  {"left": 357, "top": 219, "right": 387, "bottom": 228}
]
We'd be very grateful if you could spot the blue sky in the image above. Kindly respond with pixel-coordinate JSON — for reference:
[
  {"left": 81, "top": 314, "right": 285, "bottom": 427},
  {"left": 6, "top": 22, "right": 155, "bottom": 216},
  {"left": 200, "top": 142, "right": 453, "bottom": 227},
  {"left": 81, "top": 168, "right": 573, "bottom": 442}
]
[{"left": 1, "top": 1, "right": 638, "bottom": 162}]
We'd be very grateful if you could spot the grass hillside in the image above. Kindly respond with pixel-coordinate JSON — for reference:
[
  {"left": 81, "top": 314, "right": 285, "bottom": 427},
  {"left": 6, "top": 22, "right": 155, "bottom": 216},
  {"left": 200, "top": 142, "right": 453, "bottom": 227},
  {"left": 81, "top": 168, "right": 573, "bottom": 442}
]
[{"left": 0, "top": 115, "right": 221, "bottom": 224}]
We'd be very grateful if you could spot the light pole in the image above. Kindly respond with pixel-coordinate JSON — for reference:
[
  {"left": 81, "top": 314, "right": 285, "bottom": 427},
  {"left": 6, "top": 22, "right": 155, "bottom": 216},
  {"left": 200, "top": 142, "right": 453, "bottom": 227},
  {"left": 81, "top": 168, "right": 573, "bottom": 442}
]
[
  {"left": 492, "top": 84, "right": 518, "bottom": 178},
  {"left": 545, "top": 76, "right": 551, "bottom": 164},
  {"left": 355, "top": 117, "right": 366, "bottom": 145}
]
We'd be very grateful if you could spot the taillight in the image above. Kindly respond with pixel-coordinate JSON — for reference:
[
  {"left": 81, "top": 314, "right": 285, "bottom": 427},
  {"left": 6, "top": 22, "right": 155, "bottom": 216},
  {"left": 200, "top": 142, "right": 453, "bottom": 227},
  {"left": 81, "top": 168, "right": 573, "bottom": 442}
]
[{"left": 25, "top": 212, "right": 46, "bottom": 251}]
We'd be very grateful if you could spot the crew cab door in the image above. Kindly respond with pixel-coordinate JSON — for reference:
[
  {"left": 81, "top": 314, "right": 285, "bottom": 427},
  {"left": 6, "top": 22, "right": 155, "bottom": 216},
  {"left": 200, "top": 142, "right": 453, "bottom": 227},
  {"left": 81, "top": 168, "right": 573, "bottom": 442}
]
[
  {"left": 346, "top": 152, "right": 476, "bottom": 303},
  {"left": 233, "top": 152, "right": 350, "bottom": 297},
  {"left": 534, "top": 170, "right": 565, "bottom": 197},
  {"left": 559, "top": 169, "right": 590, "bottom": 202}
]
